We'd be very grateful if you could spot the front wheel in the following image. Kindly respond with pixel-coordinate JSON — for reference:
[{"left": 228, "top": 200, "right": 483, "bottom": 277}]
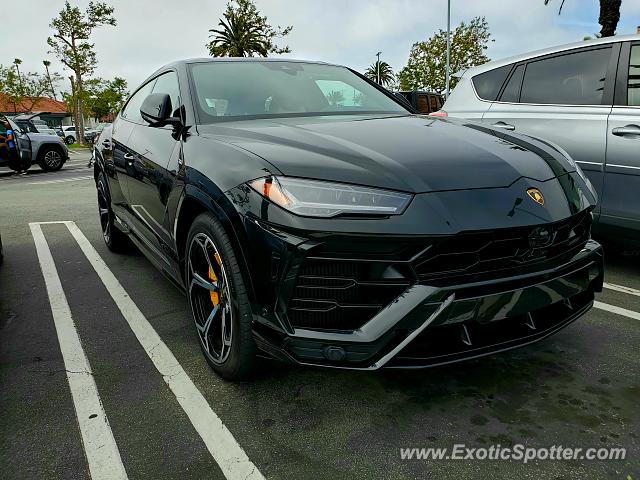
[
  {"left": 38, "top": 146, "right": 65, "bottom": 172},
  {"left": 186, "top": 213, "right": 256, "bottom": 380},
  {"left": 64, "top": 135, "right": 75, "bottom": 145},
  {"left": 96, "top": 171, "right": 129, "bottom": 252}
]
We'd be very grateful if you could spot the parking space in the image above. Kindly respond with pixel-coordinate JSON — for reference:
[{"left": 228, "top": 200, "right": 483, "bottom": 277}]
[{"left": 1, "top": 151, "right": 638, "bottom": 479}]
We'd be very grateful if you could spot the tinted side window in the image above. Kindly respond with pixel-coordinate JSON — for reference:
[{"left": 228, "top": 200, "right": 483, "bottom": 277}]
[
  {"left": 121, "top": 80, "right": 156, "bottom": 123},
  {"left": 628, "top": 45, "right": 640, "bottom": 106},
  {"left": 500, "top": 64, "right": 525, "bottom": 102},
  {"left": 152, "top": 71, "right": 181, "bottom": 116},
  {"left": 416, "top": 95, "right": 429, "bottom": 113},
  {"left": 520, "top": 47, "right": 611, "bottom": 105},
  {"left": 472, "top": 65, "right": 512, "bottom": 101}
]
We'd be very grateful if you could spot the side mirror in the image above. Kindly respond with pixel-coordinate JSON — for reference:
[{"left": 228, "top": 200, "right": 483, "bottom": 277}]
[{"left": 140, "top": 93, "right": 181, "bottom": 127}]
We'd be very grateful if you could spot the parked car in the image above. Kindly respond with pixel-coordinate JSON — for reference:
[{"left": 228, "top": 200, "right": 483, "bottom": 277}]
[
  {"left": 35, "top": 125, "right": 59, "bottom": 136},
  {"left": 60, "top": 126, "right": 78, "bottom": 145},
  {"left": 84, "top": 123, "right": 109, "bottom": 144},
  {"left": 440, "top": 34, "right": 640, "bottom": 244},
  {"left": 94, "top": 58, "right": 603, "bottom": 380},
  {"left": 395, "top": 90, "right": 444, "bottom": 114},
  {"left": 27, "top": 119, "right": 58, "bottom": 136},
  {"left": 2, "top": 114, "right": 69, "bottom": 171}
]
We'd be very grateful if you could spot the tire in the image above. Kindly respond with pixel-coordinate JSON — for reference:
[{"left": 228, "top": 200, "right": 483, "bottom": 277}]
[
  {"left": 64, "top": 135, "right": 75, "bottom": 145},
  {"left": 185, "top": 212, "right": 256, "bottom": 380},
  {"left": 96, "top": 171, "right": 130, "bottom": 252},
  {"left": 38, "top": 146, "right": 65, "bottom": 172}
]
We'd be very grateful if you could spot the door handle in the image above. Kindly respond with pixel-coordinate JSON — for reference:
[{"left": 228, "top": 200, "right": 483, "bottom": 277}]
[
  {"left": 612, "top": 124, "right": 640, "bottom": 137},
  {"left": 102, "top": 139, "right": 111, "bottom": 147},
  {"left": 492, "top": 122, "right": 515, "bottom": 131},
  {"left": 123, "top": 153, "right": 134, "bottom": 164}
]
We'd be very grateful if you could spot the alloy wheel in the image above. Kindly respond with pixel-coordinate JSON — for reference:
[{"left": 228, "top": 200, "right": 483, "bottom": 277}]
[
  {"left": 187, "top": 232, "right": 233, "bottom": 364},
  {"left": 44, "top": 150, "right": 62, "bottom": 169}
]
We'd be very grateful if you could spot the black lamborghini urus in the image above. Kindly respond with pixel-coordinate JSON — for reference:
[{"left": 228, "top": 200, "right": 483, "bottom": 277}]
[{"left": 93, "top": 59, "right": 603, "bottom": 380}]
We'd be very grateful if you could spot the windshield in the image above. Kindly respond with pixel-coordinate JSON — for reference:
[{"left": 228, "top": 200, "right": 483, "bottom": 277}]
[{"left": 189, "top": 61, "right": 407, "bottom": 123}]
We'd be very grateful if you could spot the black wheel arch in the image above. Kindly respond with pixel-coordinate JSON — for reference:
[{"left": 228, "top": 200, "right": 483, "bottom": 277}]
[
  {"left": 174, "top": 184, "right": 257, "bottom": 305},
  {"left": 37, "top": 142, "right": 67, "bottom": 162}
]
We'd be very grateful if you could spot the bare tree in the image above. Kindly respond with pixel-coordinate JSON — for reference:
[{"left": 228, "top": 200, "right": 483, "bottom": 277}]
[{"left": 47, "top": 1, "right": 116, "bottom": 144}]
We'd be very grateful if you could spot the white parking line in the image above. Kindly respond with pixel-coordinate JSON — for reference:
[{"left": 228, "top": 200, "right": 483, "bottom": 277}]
[
  {"left": 603, "top": 282, "right": 640, "bottom": 297},
  {"left": 594, "top": 301, "right": 640, "bottom": 321},
  {"left": 29, "top": 223, "right": 128, "bottom": 480},
  {"left": 61, "top": 221, "right": 265, "bottom": 480},
  {"left": 28, "top": 175, "right": 93, "bottom": 185}
]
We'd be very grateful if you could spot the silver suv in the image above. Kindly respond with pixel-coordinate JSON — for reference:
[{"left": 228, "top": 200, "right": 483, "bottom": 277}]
[
  {"left": 441, "top": 34, "right": 640, "bottom": 244},
  {"left": 2, "top": 114, "right": 69, "bottom": 171}
]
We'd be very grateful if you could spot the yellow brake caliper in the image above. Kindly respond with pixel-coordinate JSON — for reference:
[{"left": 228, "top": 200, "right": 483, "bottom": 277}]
[{"left": 208, "top": 253, "right": 222, "bottom": 306}]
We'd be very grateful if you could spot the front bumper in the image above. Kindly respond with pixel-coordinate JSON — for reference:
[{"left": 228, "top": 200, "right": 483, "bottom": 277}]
[{"left": 251, "top": 237, "right": 603, "bottom": 370}]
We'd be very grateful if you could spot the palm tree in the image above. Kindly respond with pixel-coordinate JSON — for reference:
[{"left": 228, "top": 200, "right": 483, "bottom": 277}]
[
  {"left": 326, "top": 90, "right": 344, "bottom": 106},
  {"left": 365, "top": 61, "right": 394, "bottom": 87},
  {"left": 13, "top": 58, "right": 23, "bottom": 90},
  {"left": 544, "top": 0, "right": 621, "bottom": 37},
  {"left": 43, "top": 60, "right": 57, "bottom": 100},
  {"left": 207, "top": 8, "right": 267, "bottom": 57}
]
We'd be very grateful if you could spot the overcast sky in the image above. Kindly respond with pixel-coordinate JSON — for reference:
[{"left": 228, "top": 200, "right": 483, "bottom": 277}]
[{"left": 2, "top": 0, "right": 640, "bottom": 94}]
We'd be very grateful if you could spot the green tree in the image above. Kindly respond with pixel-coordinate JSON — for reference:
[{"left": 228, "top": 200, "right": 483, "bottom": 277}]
[
  {"left": 398, "top": 17, "right": 492, "bottom": 93},
  {"left": 83, "top": 77, "right": 129, "bottom": 120},
  {"left": 207, "top": 0, "right": 292, "bottom": 57},
  {"left": 544, "top": 0, "right": 621, "bottom": 37},
  {"left": 105, "top": 77, "right": 128, "bottom": 113},
  {"left": 365, "top": 60, "right": 395, "bottom": 87},
  {"left": 0, "top": 65, "right": 61, "bottom": 113},
  {"left": 47, "top": 1, "right": 117, "bottom": 144},
  {"left": 65, "top": 76, "right": 128, "bottom": 122}
]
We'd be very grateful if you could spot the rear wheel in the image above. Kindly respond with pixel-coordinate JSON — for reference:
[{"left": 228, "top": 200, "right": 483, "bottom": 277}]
[
  {"left": 186, "top": 213, "right": 256, "bottom": 380},
  {"left": 38, "top": 146, "right": 64, "bottom": 172},
  {"left": 96, "top": 171, "right": 129, "bottom": 252},
  {"left": 64, "top": 135, "right": 75, "bottom": 145}
]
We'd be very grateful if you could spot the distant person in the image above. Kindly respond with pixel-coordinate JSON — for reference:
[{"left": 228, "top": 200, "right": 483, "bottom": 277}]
[
  {"left": 2, "top": 121, "right": 26, "bottom": 175},
  {"left": 0, "top": 132, "right": 7, "bottom": 160}
]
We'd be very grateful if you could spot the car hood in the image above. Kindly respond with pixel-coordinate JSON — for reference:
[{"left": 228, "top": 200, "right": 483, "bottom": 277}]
[
  {"left": 197, "top": 114, "right": 578, "bottom": 194},
  {"left": 28, "top": 133, "right": 64, "bottom": 143}
]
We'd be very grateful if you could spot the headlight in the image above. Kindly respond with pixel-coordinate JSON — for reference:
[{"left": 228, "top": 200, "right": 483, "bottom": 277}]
[{"left": 249, "top": 176, "right": 412, "bottom": 218}]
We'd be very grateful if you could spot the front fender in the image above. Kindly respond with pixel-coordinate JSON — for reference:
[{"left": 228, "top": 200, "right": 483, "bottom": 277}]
[{"left": 174, "top": 171, "right": 257, "bottom": 304}]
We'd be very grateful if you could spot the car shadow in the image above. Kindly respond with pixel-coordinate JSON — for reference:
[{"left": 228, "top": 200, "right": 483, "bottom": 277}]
[{"left": 225, "top": 324, "right": 635, "bottom": 470}]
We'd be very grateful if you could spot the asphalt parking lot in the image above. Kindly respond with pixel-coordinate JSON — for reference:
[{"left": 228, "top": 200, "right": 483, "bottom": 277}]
[{"left": 0, "top": 150, "right": 638, "bottom": 480}]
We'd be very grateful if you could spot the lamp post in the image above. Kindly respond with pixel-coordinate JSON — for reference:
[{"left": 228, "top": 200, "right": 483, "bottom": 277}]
[
  {"left": 445, "top": 0, "right": 451, "bottom": 98},
  {"left": 376, "top": 51, "right": 382, "bottom": 84}
]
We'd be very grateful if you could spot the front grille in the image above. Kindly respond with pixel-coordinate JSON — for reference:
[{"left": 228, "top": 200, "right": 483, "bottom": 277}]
[
  {"left": 390, "top": 290, "right": 594, "bottom": 367},
  {"left": 287, "top": 260, "right": 409, "bottom": 331},
  {"left": 414, "top": 210, "right": 591, "bottom": 285},
  {"left": 284, "top": 211, "right": 591, "bottom": 332}
]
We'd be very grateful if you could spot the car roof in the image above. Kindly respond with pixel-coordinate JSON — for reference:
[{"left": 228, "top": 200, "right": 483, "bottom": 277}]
[
  {"left": 455, "top": 33, "right": 640, "bottom": 78},
  {"left": 143, "top": 57, "right": 347, "bottom": 83},
  {"left": 173, "top": 57, "right": 339, "bottom": 67}
]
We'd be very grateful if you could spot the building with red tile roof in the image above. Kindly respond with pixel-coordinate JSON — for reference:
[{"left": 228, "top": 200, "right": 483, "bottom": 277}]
[{"left": 0, "top": 93, "right": 70, "bottom": 126}]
